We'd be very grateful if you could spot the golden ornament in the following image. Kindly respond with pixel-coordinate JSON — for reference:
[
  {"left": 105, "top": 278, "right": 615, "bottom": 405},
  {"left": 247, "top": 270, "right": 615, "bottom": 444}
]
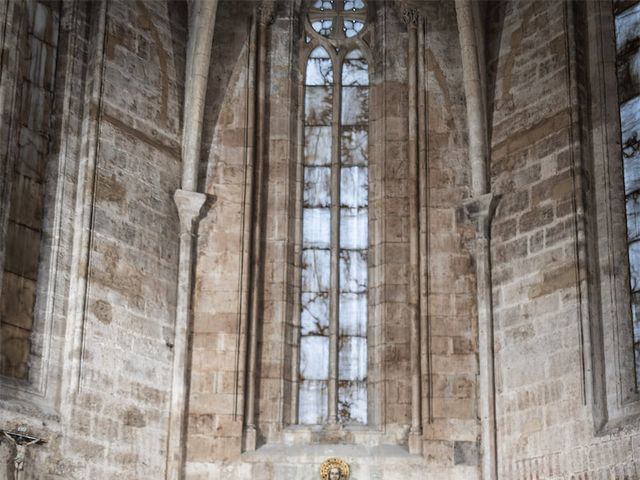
[{"left": 319, "top": 457, "right": 350, "bottom": 480}]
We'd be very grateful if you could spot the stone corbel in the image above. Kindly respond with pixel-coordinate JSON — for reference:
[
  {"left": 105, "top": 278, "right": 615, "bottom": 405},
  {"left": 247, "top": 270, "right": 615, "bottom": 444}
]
[
  {"left": 463, "top": 193, "right": 498, "bottom": 242},
  {"left": 174, "top": 189, "right": 211, "bottom": 236}
]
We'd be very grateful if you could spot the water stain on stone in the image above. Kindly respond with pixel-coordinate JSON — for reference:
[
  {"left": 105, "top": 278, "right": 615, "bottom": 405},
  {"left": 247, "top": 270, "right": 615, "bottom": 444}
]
[
  {"left": 136, "top": 1, "right": 170, "bottom": 128},
  {"left": 92, "top": 299, "right": 113, "bottom": 325},
  {"left": 123, "top": 407, "right": 146, "bottom": 428}
]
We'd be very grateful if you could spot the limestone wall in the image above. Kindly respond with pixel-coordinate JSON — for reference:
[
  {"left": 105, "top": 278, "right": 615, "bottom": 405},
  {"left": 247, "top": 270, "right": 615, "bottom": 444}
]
[
  {"left": 488, "top": 1, "right": 640, "bottom": 477},
  {"left": 1, "top": 1, "right": 639, "bottom": 479},
  {"left": 185, "top": 2, "right": 480, "bottom": 479},
  {"left": 0, "top": 1, "right": 187, "bottom": 478}
]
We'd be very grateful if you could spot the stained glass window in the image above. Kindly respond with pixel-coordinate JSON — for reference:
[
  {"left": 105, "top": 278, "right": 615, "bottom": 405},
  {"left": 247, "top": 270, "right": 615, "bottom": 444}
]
[
  {"left": 299, "top": 1, "right": 369, "bottom": 425},
  {"left": 615, "top": 0, "right": 640, "bottom": 385}
]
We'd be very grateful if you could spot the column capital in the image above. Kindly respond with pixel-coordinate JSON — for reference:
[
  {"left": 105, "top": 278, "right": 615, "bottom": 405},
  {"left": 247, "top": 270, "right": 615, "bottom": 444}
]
[
  {"left": 462, "top": 192, "right": 499, "bottom": 240},
  {"left": 174, "top": 189, "right": 212, "bottom": 233},
  {"left": 395, "top": 2, "right": 422, "bottom": 28},
  {"left": 257, "top": 1, "right": 276, "bottom": 26}
]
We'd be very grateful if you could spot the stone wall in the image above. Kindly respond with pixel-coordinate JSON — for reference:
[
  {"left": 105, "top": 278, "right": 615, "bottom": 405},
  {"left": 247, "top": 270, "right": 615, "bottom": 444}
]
[
  {"left": 0, "top": 0, "right": 60, "bottom": 381},
  {"left": 1, "top": 1, "right": 640, "bottom": 479},
  {"left": 187, "top": 0, "right": 253, "bottom": 465},
  {"left": 0, "top": 1, "right": 187, "bottom": 478},
  {"left": 185, "top": 2, "right": 480, "bottom": 479},
  {"left": 419, "top": 0, "right": 483, "bottom": 472},
  {"left": 488, "top": 1, "right": 640, "bottom": 478}
]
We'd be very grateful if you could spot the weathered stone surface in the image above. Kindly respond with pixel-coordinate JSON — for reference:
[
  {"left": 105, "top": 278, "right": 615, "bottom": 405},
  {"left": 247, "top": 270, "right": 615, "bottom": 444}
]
[{"left": 0, "top": 1, "right": 639, "bottom": 479}]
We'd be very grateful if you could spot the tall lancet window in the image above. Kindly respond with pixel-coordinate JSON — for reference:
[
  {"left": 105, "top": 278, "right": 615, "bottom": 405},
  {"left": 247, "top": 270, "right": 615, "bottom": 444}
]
[
  {"left": 615, "top": 1, "right": 640, "bottom": 384},
  {"left": 299, "top": 0, "right": 370, "bottom": 425}
]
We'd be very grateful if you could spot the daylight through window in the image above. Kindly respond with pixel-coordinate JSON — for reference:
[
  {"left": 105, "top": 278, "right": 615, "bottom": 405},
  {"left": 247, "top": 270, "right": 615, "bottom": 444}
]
[{"left": 298, "top": 0, "right": 370, "bottom": 425}]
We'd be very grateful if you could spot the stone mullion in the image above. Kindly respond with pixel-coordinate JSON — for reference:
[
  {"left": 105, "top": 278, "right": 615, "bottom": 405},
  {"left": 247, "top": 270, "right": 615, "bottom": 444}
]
[{"left": 328, "top": 48, "right": 342, "bottom": 425}]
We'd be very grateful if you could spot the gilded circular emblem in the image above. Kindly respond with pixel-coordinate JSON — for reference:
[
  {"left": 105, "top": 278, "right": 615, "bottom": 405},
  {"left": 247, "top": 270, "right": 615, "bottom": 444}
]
[{"left": 320, "top": 457, "right": 350, "bottom": 480}]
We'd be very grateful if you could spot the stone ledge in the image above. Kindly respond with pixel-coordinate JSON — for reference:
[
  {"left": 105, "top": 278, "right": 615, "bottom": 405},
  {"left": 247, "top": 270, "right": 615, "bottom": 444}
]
[
  {"left": 242, "top": 443, "right": 418, "bottom": 462},
  {"left": 187, "top": 452, "right": 478, "bottom": 480}
]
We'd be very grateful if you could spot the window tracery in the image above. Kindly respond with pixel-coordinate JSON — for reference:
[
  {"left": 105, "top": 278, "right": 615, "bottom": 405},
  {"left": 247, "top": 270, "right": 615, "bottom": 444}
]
[{"left": 299, "top": 0, "right": 370, "bottom": 425}]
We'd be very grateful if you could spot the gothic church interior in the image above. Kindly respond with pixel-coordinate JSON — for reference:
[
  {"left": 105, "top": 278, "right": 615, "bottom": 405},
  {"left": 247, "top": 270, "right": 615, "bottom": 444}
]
[{"left": 0, "top": 0, "right": 639, "bottom": 478}]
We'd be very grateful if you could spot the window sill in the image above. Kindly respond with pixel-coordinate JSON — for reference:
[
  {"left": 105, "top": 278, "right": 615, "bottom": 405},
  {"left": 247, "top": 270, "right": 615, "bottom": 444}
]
[
  {"left": 595, "top": 409, "right": 640, "bottom": 437},
  {"left": 276, "top": 423, "right": 410, "bottom": 447},
  {"left": 242, "top": 443, "right": 417, "bottom": 461}
]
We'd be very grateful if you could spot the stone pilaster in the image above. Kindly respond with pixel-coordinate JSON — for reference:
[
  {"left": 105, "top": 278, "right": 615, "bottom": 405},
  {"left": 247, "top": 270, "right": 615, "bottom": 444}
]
[
  {"left": 166, "top": 189, "right": 211, "bottom": 480},
  {"left": 243, "top": 0, "right": 276, "bottom": 453},
  {"left": 398, "top": 2, "right": 425, "bottom": 456},
  {"left": 463, "top": 193, "right": 499, "bottom": 480}
]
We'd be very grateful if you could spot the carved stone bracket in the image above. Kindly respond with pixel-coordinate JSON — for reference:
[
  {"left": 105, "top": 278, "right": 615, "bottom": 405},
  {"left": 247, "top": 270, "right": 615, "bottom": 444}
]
[
  {"left": 394, "top": 1, "right": 422, "bottom": 29},
  {"left": 174, "top": 189, "right": 212, "bottom": 235},
  {"left": 463, "top": 192, "right": 499, "bottom": 241}
]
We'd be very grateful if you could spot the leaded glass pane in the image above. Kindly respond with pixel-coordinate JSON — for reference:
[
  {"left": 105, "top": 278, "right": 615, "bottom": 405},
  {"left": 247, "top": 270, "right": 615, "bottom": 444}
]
[
  {"left": 303, "top": 208, "right": 331, "bottom": 248},
  {"left": 299, "top": 381, "right": 328, "bottom": 424},
  {"left": 339, "top": 293, "right": 367, "bottom": 336},
  {"left": 615, "top": 1, "right": 640, "bottom": 54},
  {"left": 632, "top": 291, "right": 640, "bottom": 386},
  {"left": 627, "top": 192, "right": 640, "bottom": 242},
  {"left": 300, "top": 336, "right": 330, "bottom": 379},
  {"left": 302, "top": 249, "right": 331, "bottom": 292},
  {"left": 305, "top": 86, "right": 333, "bottom": 126},
  {"left": 340, "top": 166, "right": 368, "bottom": 208},
  {"left": 636, "top": 343, "right": 640, "bottom": 385},
  {"left": 339, "top": 249, "right": 368, "bottom": 293},
  {"left": 629, "top": 240, "right": 640, "bottom": 292},
  {"left": 342, "top": 51, "right": 369, "bottom": 86},
  {"left": 621, "top": 97, "right": 640, "bottom": 195},
  {"left": 615, "top": 2, "right": 640, "bottom": 102},
  {"left": 341, "top": 86, "right": 369, "bottom": 125},
  {"left": 344, "top": 0, "right": 365, "bottom": 11},
  {"left": 343, "top": 19, "right": 365, "bottom": 38},
  {"left": 632, "top": 291, "right": 640, "bottom": 343},
  {"left": 340, "top": 208, "right": 368, "bottom": 249},
  {"left": 341, "top": 127, "right": 368, "bottom": 166},
  {"left": 313, "top": 0, "right": 335, "bottom": 10},
  {"left": 301, "top": 292, "right": 330, "bottom": 335},
  {"left": 338, "top": 382, "right": 367, "bottom": 424},
  {"left": 307, "top": 47, "right": 333, "bottom": 86},
  {"left": 304, "top": 166, "right": 331, "bottom": 208},
  {"left": 312, "top": 18, "right": 333, "bottom": 37},
  {"left": 305, "top": 126, "right": 332, "bottom": 166},
  {"left": 338, "top": 336, "right": 367, "bottom": 381}
]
